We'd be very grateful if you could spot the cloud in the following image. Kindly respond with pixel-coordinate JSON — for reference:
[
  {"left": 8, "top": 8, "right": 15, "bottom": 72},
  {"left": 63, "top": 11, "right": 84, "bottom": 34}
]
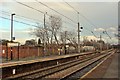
[
  {"left": 112, "top": 31, "right": 117, "bottom": 34},
  {"left": 109, "top": 27, "right": 116, "bottom": 31},
  {"left": 107, "top": 27, "right": 117, "bottom": 31},
  {"left": 15, "top": 30, "right": 32, "bottom": 33},
  {"left": 94, "top": 28, "right": 105, "bottom": 32},
  {"left": 0, "top": 28, "right": 32, "bottom": 33},
  {"left": 15, "top": 37, "right": 35, "bottom": 44},
  {"left": 0, "top": 29, "right": 33, "bottom": 42},
  {"left": 108, "top": 37, "right": 118, "bottom": 45},
  {"left": 1, "top": 1, "right": 118, "bottom": 45},
  {"left": 106, "top": 27, "right": 118, "bottom": 34},
  {"left": 45, "top": 2, "right": 74, "bottom": 11},
  {"left": 82, "top": 36, "right": 98, "bottom": 41},
  {"left": 0, "top": 30, "right": 9, "bottom": 33}
]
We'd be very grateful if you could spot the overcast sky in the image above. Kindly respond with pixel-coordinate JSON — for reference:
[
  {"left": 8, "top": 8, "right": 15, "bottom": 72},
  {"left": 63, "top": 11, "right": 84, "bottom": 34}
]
[{"left": 0, "top": 0, "right": 118, "bottom": 44}]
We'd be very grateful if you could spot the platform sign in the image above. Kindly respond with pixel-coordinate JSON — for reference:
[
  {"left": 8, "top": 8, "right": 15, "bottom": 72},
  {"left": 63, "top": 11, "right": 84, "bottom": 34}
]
[
  {"left": 7, "top": 43, "right": 18, "bottom": 47},
  {"left": 66, "top": 45, "right": 69, "bottom": 48},
  {"left": 2, "top": 50, "right": 5, "bottom": 54},
  {"left": 13, "top": 69, "right": 16, "bottom": 74}
]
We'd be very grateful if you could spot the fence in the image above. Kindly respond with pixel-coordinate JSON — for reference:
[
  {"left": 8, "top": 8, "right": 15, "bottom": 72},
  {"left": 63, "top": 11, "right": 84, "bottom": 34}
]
[{"left": 1, "top": 45, "right": 60, "bottom": 60}]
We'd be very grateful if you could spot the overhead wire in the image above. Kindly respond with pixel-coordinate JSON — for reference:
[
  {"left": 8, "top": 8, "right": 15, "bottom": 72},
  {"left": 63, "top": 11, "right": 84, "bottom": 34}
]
[
  {"left": 63, "top": 1, "right": 95, "bottom": 34},
  {"left": 0, "top": 16, "right": 38, "bottom": 27},
  {"left": 91, "top": 31, "right": 99, "bottom": 38},
  {"left": 64, "top": 0, "right": 78, "bottom": 13},
  {"left": 35, "top": 0, "right": 77, "bottom": 24},
  {"left": 1, "top": 10, "right": 76, "bottom": 31},
  {"left": 0, "top": 10, "right": 43, "bottom": 24},
  {"left": 15, "top": 0, "right": 76, "bottom": 24},
  {"left": 103, "top": 30, "right": 111, "bottom": 39},
  {"left": 4, "top": 0, "right": 102, "bottom": 38},
  {"left": 14, "top": 0, "right": 44, "bottom": 14},
  {"left": 14, "top": 0, "right": 77, "bottom": 28},
  {"left": 63, "top": 1, "right": 103, "bottom": 39},
  {"left": 64, "top": 1, "right": 98, "bottom": 29},
  {"left": 13, "top": 0, "right": 115, "bottom": 44},
  {"left": 14, "top": 0, "right": 98, "bottom": 37}
]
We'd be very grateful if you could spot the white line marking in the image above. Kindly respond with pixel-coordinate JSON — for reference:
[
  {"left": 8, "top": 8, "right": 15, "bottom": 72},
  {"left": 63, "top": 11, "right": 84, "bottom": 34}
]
[{"left": 80, "top": 51, "right": 115, "bottom": 79}]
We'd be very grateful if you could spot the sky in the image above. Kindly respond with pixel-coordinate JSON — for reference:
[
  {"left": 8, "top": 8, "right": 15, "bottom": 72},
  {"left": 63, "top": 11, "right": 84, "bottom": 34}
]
[{"left": 0, "top": 0, "right": 119, "bottom": 44}]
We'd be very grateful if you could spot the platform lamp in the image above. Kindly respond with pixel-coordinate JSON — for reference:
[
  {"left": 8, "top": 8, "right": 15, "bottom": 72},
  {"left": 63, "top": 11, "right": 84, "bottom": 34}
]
[
  {"left": 11, "top": 13, "right": 15, "bottom": 42},
  {"left": 10, "top": 13, "right": 15, "bottom": 60}
]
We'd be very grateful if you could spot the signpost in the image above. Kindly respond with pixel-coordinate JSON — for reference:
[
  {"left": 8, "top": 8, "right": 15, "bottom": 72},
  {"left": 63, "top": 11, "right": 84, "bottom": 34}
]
[{"left": 7, "top": 43, "right": 18, "bottom": 47}]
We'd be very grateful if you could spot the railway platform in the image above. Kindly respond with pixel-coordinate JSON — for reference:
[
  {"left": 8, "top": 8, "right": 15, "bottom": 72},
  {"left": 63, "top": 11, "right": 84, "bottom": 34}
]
[
  {"left": 0, "top": 49, "right": 113, "bottom": 79},
  {"left": 103, "top": 50, "right": 118, "bottom": 78},
  {"left": 0, "top": 51, "right": 95, "bottom": 79},
  {"left": 0, "top": 51, "right": 92, "bottom": 68},
  {"left": 81, "top": 49, "right": 119, "bottom": 79}
]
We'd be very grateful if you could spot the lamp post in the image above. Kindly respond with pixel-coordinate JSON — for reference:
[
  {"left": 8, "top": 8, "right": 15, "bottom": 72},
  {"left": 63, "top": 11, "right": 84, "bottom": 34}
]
[
  {"left": 100, "top": 34, "right": 102, "bottom": 51},
  {"left": 10, "top": 13, "right": 15, "bottom": 60},
  {"left": 11, "top": 13, "right": 15, "bottom": 42},
  {"left": 43, "top": 12, "right": 47, "bottom": 55},
  {"left": 77, "top": 12, "right": 83, "bottom": 53},
  {"left": 78, "top": 21, "right": 80, "bottom": 53},
  {"left": 65, "top": 31, "right": 67, "bottom": 54}
]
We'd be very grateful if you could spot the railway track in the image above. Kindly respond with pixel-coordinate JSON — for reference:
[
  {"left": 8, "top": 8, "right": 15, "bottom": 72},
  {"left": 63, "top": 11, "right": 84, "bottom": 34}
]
[
  {"left": 43, "top": 50, "right": 115, "bottom": 80},
  {"left": 62, "top": 50, "right": 116, "bottom": 80},
  {"left": 7, "top": 49, "right": 115, "bottom": 80}
]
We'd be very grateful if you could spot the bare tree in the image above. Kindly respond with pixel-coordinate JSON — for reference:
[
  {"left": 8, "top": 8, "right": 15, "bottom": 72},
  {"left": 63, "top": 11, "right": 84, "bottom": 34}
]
[
  {"left": 67, "top": 31, "right": 77, "bottom": 45},
  {"left": 60, "top": 31, "right": 67, "bottom": 44},
  {"left": 49, "top": 15, "right": 62, "bottom": 45},
  {"left": 31, "top": 23, "right": 49, "bottom": 44},
  {"left": 25, "top": 39, "right": 36, "bottom": 46},
  {"left": 31, "top": 15, "right": 62, "bottom": 45},
  {"left": 32, "top": 26, "right": 44, "bottom": 43},
  {"left": 60, "top": 31, "right": 77, "bottom": 46},
  {"left": 44, "top": 22, "right": 51, "bottom": 44},
  {"left": 83, "top": 36, "right": 88, "bottom": 46}
]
